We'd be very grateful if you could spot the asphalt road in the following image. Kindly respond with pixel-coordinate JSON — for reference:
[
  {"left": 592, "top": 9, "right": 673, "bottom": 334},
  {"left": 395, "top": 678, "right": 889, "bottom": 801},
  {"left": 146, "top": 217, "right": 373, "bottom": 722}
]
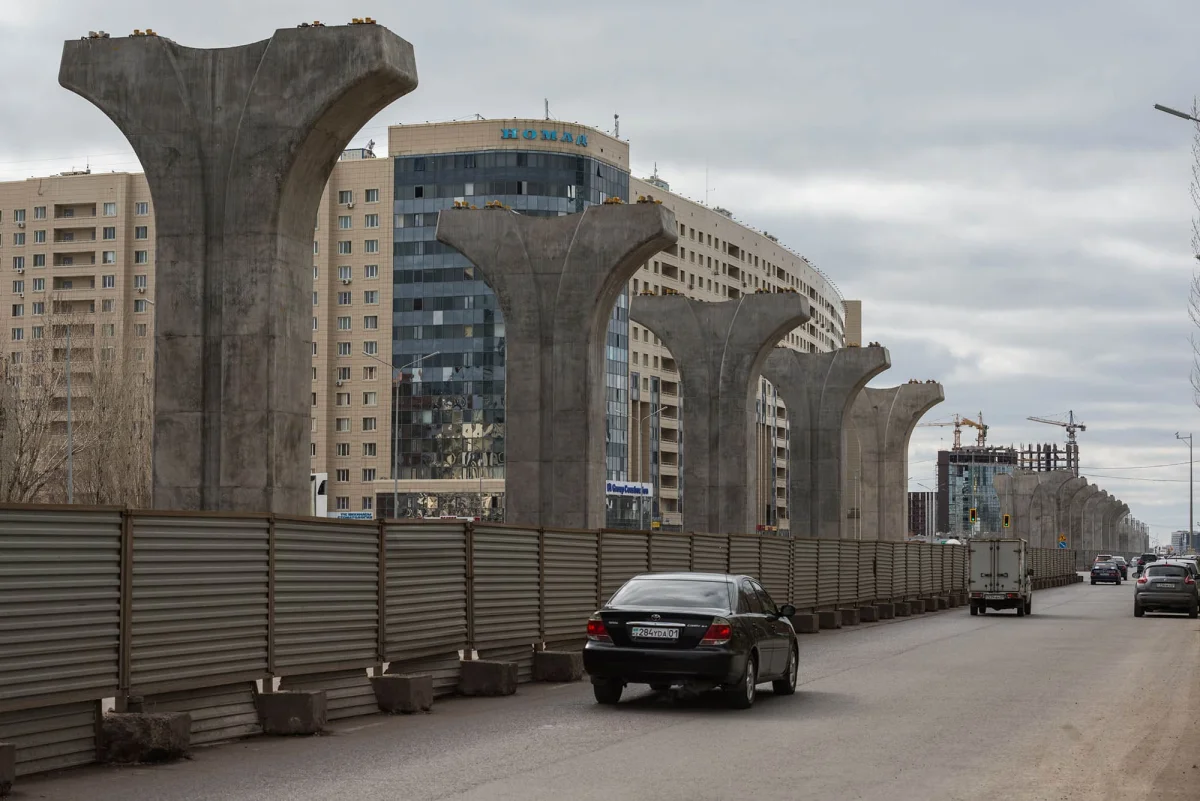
[{"left": 19, "top": 578, "right": 1200, "bottom": 801}]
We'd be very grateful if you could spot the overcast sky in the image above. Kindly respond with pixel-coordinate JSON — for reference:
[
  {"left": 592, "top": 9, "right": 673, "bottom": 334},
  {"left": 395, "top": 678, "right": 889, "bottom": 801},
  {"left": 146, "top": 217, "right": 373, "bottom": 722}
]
[{"left": 3, "top": 1, "right": 1199, "bottom": 545}]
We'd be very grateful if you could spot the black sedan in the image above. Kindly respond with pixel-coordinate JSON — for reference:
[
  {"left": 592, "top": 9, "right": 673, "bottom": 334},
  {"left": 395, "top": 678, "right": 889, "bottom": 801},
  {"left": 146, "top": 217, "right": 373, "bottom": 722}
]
[
  {"left": 1091, "top": 561, "right": 1122, "bottom": 585},
  {"left": 583, "top": 572, "right": 798, "bottom": 709}
]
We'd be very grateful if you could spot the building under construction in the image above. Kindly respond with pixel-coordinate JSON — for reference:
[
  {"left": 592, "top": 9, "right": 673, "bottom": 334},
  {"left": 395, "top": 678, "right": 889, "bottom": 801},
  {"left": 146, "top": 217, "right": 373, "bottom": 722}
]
[{"left": 936, "top": 447, "right": 1017, "bottom": 537}]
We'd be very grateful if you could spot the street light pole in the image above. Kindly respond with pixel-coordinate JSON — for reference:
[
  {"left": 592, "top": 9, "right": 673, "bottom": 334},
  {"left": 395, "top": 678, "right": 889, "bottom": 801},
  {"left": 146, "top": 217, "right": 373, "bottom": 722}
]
[{"left": 1179, "top": 432, "right": 1194, "bottom": 552}]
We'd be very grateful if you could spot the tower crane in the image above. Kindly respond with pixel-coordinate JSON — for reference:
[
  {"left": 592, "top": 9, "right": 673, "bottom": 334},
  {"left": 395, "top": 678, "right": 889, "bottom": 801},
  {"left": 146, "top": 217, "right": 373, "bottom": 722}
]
[
  {"left": 1026, "top": 410, "right": 1085, "bottom": 475},
  {"left": 917, "top": 412, "right": 988, "bottom": 450}
]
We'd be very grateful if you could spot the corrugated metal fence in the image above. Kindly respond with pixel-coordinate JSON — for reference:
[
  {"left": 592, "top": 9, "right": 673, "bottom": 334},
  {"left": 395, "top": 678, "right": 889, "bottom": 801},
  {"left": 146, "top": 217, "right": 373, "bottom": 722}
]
[{"left": 0, "top": 506, "right": 1080, "bottom": 777}]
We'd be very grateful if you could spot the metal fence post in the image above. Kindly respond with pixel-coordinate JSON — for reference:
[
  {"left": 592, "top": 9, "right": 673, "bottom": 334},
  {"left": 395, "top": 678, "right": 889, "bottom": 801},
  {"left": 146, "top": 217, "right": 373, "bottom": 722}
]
[
  {"left": 596, "top": 529, "right": 604, "bottom": 609},
  {"left": 267, "top": 515, "right": 276, "bottom": 676},
  {"left": 119, "top": 507, "right": 133, "bottom": 694},
  {"left": 377, "top": 518, "right": 387, "bottom": 664},
  {"left": 465, "top": 522, "right": 476, "bottom": 655},
  {"left": 538, "top": 527, "right": 546, "bottom": 645}
]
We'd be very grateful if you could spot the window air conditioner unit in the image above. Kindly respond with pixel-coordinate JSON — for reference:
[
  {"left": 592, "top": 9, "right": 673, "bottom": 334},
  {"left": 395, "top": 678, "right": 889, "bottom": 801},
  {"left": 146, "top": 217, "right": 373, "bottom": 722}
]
[
  {"left": 17, "top": 222, "right": 24, "bottom": 229},
  {"left": 335, "top": 380, "right": 343, "bottom": 387},
  {"left": 347, "top": 202, "right": 355, "bottom": 209},
  {"left": 341, "top": 278, "right": 351, "bottom": 285},
  {"left": 15, "top": 268, "right": 23, "bottom": 274},
  {"left": 17, "top": 293, "right": 23, "bottom": 299},
  {"left": 137, "top": 287, "right": 146, "bottom": 294}
]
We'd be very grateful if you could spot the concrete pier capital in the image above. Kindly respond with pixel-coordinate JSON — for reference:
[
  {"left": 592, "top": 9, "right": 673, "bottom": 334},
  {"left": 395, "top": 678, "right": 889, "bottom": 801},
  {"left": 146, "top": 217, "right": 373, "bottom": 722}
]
[
  {"left": 762, "top": 345, "right": 890, "bottom": 539},
  {"left": 60, "top": 26, "right": 419, "bottom": 513},
  {"left": 437, "top": 203, "right": 677, "bottom": 529},
  {"left": 629, "top": 293, "right": 811, "bottom": 534},
  {"left": 848, "top": 382, "right": 944, "bottom": 541}
]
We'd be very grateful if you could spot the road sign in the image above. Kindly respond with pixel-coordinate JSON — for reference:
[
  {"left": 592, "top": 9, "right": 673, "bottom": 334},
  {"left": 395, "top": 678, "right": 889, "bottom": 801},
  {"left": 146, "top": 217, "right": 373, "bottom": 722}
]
[
  {"left": 1057, "top": 541, "right": 1067, "bottom": 549},
  {"left": 1058, "top": 533, "right": 1067, "bottom": 543}
]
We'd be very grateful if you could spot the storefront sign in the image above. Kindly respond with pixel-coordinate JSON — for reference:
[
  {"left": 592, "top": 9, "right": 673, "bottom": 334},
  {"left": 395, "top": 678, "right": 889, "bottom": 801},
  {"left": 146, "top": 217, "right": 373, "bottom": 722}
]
[
  {"left": 605, "top": 481, "right": 652, "bottom": 497},
  {"left": 501, "top": 128, "right": 589, "bottom": 147}
]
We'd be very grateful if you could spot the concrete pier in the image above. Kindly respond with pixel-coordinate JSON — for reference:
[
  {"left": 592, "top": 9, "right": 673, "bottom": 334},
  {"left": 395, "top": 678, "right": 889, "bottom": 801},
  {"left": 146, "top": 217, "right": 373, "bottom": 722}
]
[
  {"left": 59, "top": 26, "right": 419, "bottom": 514},
  {"left": 629, "top": 294, "right": 811, "bottom": 534},
  {"left": 1067, "top": 482, "right": 1099, "bottom": 553},
  {"left": 762, "top": 345, "right": 890, "bottom": 539},
  {"left": 437, "top": 203, "right": 676, "bottom": 529}
]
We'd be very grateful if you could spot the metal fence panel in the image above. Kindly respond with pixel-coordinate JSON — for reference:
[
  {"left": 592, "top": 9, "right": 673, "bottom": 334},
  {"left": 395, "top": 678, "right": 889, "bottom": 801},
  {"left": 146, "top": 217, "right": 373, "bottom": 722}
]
[
  {"left": 874, "top": 543, "right": 894, "bottom": 600},
  {"left": 0, "top": 508, "right": 121, "bottom": 710},
  {"left": 649, "top": 533, "right": 691, "bottom": 573},
  {"left": 130, "top": 515, "right": 268, "bottom": 692},
  {"left": 543, "top": 529, "right": 598, "bottom": 647},
  {"left": 919, "top": 544, "right": 934, "bottom": 595},
  {"left": 857, "top": 542, "right": 877, "bottom": 604},
  {"left": 932, "top": 546, "right": 946, "bottom": 594},
  {"left": 817, "top": 540, "right": 840, "bottom": 607},
  {"left": 760, "top": 538, "right": 792, "bottom": 606},
  {"left": 274, "top": 519, "right": 378, "bottom": 674},
  {"left": 145, "top": 681, "right": 261, "bottom": 745},
  {"left": 384, "top": 522, "right": 467, "bottom": 662},
  {"left": 729, "top": 536, "right": 762, "bottom": 578},
  {"left": 792, "top": 540, "right": 818, "bottom": 610},
  {"left": 471, "top": 526, "right": 540, "bottom": 655},
  {"left": 600, "top": 531, "right": 651, "bottom": 600},
  {"left": 691, "top": 534, "right": 729, "bottom": 573},
  {"left": 905, "top": 544, "right": 922, "bottom": 598},
  {"left": 0, "top": 700, "right": 98, "bottom": 777},
  {"left": 837, "top": 542, "right": 858, "bottom": 607}
]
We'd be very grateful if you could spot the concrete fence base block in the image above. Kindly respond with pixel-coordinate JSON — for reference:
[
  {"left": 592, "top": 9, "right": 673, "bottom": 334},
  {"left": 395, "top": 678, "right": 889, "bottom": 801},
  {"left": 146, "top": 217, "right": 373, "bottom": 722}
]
[
  {"left": 817, "top": 610, "right": 843, "bottom": 630},
  {"left": 99, "top": 712, "right": 192, "bottom": 764},
  {"left": 532, "top": 650, "right": 584, "bottom": 682},
  {"left": 840, "top": 608, "right": 861, "bottom": 626},
  {"left": 935, "top": 596, "right": 949, "bottom": 610},
  {"left": 459, "top": 659, "right": 518, "bottom": 696},
  {"left": 791, "top": 613, "right": 820, "bottom": 634},
  {"left": 255, "top": 690, "right": 327, "bottom": 735},
  {"left": 858, "top": 606, "right": 879, "bottom": 623},
  {"left": 0, "top": 742, "right": 13, "bottom": 797},
  {"left": 894, "top": 601, "right": 912, "bottom": 617},
  {"left": 910, "top": 599, "right": 927, "bottom": 614},
  {"left": 372, "top": 673, "right": 433, "bottom": 714},
  {"left": 946, "top": 594, "right": 960, "bottom": 608},
  {"left": 876, "top": 603, "right": 895, "bottom": 620}
]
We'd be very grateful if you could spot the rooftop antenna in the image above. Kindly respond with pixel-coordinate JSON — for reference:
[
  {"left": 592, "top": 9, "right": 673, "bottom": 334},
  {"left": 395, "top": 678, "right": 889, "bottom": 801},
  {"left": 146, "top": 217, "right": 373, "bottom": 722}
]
[
  {"left": 614, "top": 113, "right": 619, "bottom": 138},
  {"left": 366, "top": 138, "right": 375, "bottom": 154},
  {"left": 544, "top": 98, "right": 550, "bottom": 121}
]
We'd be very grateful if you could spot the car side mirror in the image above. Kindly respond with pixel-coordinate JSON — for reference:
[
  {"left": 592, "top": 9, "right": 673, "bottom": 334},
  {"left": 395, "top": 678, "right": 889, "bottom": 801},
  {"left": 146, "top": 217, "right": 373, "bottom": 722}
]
[{"left": 778, "top": 603, "right": 797, "bottom": 618}]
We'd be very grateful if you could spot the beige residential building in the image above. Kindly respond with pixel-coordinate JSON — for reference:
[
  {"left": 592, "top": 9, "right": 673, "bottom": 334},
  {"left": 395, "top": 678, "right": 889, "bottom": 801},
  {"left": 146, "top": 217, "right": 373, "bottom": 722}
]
[{"left": 1, "top": 121, "right": 856, "bottom": 532}]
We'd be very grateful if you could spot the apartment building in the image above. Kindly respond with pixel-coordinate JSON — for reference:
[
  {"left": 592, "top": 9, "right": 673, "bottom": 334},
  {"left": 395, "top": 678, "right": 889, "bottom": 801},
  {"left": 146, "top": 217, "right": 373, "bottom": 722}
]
[{"left": 1, "top": 120, "right": 854, "bottom": 531}]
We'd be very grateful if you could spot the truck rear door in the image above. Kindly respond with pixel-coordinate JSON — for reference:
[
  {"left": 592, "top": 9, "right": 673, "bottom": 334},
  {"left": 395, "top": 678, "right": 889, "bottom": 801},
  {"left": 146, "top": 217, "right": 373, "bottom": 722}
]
[{"left": 993, "top": 542, "right": 1022, "bottom": 595}]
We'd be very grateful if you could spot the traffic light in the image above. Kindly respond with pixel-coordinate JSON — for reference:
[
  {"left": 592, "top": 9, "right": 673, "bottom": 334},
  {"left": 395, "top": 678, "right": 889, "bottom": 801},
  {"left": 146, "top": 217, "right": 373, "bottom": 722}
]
[
  {"left": 1002, "top": 514, "right": 1011, "bottom": 528},
  {"left": 969, "top": 508, "right": 978, "bottom": 524}
]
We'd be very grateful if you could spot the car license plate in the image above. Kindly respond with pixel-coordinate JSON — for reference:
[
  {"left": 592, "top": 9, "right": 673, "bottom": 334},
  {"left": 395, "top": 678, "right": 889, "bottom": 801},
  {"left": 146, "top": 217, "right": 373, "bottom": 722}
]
[
  {"left": 630, "top": 626, "right": 679, "bottom": 641},
  {"left": 984, "top": 593, "right": 1006, "bottom": 600},
  {"left": 1158, "top": 583, "right": 1177, "bottom": 590}
]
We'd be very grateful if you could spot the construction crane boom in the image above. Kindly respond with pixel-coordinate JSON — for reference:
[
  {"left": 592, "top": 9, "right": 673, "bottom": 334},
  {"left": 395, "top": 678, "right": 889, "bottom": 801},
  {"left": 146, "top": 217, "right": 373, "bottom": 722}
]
[{"left": 917, "top": 412, "right": 988, "bottom": 450}]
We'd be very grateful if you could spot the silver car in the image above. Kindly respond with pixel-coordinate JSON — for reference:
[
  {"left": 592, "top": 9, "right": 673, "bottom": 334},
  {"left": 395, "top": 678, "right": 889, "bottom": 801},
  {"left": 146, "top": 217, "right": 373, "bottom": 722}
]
[{"left": 1134, "top": 561, "right": 1200, "bottom": 618}]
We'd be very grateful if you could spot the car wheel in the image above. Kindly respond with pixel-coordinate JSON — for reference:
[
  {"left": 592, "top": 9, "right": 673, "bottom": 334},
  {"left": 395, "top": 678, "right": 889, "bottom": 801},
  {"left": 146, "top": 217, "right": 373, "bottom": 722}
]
[
  {"left": 1116, "top": 579, "right": 1122, "bottom": 585},
  {"left": 1190, "top": 604, "right": 1198, "bottom": 620},
  {"left": 1016, "top": 601, "right": 1025, "bottom": 617},
  {"left": 1025, "top": 599, "right": 1032, "bottom": 616},
  {"left": 773, "top": 646, "right": 799, "bottom": 696},
  {"left": 1091, "top": 580, "right": 1096, "bottom": 585},
  {"left": 592, "top": 680, "right": 623, "bottom": 705},
  {"left": 969, "top": 602, "right": 978, "bottom": 616},
  {"left": 727, "top": 654, "right": 757, "bottom": 710},
  {"left": 1134, "top": 602, "right": 1144, "bottom": 618}
]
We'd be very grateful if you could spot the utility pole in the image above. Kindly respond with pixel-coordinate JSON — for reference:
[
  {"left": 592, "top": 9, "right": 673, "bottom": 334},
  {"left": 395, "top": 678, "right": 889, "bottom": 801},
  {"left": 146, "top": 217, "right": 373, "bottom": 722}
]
[{"left": 1179, "top": 432, "right": 1194, "bottom": 552}]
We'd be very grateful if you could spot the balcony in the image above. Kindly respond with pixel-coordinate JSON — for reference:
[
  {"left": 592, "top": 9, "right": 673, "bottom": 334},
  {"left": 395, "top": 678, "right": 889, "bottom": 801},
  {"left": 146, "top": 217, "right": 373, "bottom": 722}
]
[
  {"left": 53, "top": 227, "right": 97, "bottom": 243},
  {"left": 660, "top": 357, "right": 678, "bottom": 374},
  {"left": 53, "top": 252, "right": 96, "bottom": 267},
  {"left": 54, "top": 203, "right": 97, "bottom": 220}
]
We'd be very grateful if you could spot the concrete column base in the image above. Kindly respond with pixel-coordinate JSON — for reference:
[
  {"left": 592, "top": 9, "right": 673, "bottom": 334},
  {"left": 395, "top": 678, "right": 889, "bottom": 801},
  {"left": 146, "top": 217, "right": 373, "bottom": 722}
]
[
  {"left": 372, "top": 673, "right": 433, "bottom": 714},
  {"left": 858, "top": 606, "right": 879, "bottom": 622},
  {"left": 459, "top": 659, "right": 518, "bottom": 696},
  {"left": 841, "top": 608, "right": 861, "bottom": 626},
  {"left": 790, "top": 613, "right": 820, "bottom": 634},
  {"left": 894, "top": 601, "right": 912, "bottom": 616},
  {"left": 532, "top": 650, "right": 584, "bottom": 682},
  {"left": 255, "top": 690, "right": 326, "bottom": 736},
  {"left": 99, "top": 712, "right": 192, "bottom": 763},
  {"left": 0, "top": 742, "right": 13, "bottom": 798},
  {"left": 817, "top": 610, "right": 843, "bottom": 629},
  {"left": 876, "top": 603, "right": 895, "bottom": 620},
  {"left": 910, "top": 599, "right": 927, "bottom": 614}
]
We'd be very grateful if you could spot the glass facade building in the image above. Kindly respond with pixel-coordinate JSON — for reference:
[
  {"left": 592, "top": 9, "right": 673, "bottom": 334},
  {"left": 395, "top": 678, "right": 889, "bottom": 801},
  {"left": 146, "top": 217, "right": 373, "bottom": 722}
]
[
  {"left": 383, "top": 148, "right": 630, "bottom": 517},
  {"left": 936, "top": 448, "right": 1018, "bottom": 538}
]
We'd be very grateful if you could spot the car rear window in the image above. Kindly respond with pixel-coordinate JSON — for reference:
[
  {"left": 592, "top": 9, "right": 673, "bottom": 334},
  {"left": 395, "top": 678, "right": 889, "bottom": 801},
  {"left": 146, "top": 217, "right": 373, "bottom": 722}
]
[
  {"left": 609, "top": 579, "right": 732, "bottom": 610},
  {"left": 1147, "top": 565, "right": 1188, "bottom": 578}
]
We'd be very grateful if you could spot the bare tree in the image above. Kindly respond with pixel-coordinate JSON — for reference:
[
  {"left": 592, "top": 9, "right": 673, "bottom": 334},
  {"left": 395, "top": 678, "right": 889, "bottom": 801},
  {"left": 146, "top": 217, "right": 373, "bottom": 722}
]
[{"left": 0, "top": 303, "right": 152, "bottom": 505}]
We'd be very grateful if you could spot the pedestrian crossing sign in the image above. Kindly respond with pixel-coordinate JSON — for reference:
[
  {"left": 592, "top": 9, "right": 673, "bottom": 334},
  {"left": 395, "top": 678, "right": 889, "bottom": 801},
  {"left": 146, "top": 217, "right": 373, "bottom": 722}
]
[{"left": 1058, "top": 533, "right": 1067, "bottom": 543}]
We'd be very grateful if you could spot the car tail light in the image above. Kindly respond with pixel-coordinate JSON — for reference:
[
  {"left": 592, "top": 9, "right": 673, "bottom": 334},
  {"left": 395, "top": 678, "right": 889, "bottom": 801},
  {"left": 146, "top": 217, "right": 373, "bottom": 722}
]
[
  {"left": 1187, "top": 576, "right": 1196, "bottom": 585},
  {"left": 700, "top": 617, "right": 733, "bottom": 646},
  {"left": 1137, "top": 577, "right": 1148, "bottom": 585},
  {"left": 586, "top": 613, "right": 611, "bottom": 643}
]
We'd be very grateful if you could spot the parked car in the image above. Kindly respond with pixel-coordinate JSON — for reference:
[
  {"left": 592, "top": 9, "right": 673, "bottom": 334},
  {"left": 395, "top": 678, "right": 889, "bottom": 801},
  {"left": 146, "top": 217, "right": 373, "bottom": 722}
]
[
  {"left": 1091, "top": 561, "right": 1122, "bottom": 585},
  {"left": 1134, "top": 562, "right": 1200, "bottom": 618},
  {"left": 1111, "top": 556, "right": 1129, "bottom": 579},
  {"left": 583, "top": 572, "right": 799, "bottom": 709}
]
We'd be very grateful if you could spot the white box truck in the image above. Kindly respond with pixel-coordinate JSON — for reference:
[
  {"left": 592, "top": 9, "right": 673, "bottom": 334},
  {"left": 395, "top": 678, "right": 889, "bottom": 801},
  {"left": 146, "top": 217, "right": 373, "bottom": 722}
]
[{"left": 968, "top": 538, "right": 1033, "bottom": 617}]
